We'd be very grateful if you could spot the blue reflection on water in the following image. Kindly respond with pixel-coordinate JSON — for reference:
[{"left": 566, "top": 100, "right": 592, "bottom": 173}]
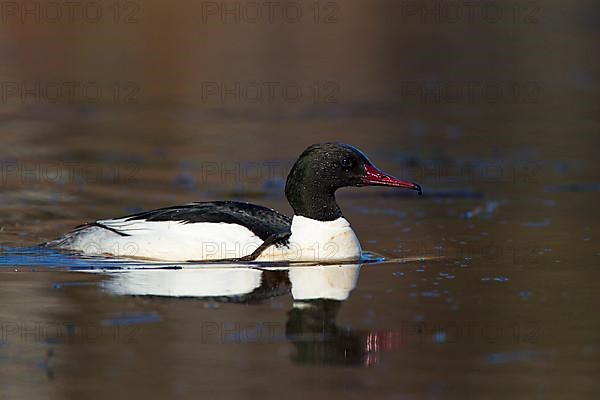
[
  {"left": 0, "top": 246, "right": 175, "bottom": 270},
  {"left": 0, "top": 246, "right": 385, "bottom": 270}
]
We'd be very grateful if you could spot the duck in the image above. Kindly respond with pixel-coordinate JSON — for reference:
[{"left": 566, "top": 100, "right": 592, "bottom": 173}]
[{"left": 44, "top": 142, "right": 422, "bottom": 262}]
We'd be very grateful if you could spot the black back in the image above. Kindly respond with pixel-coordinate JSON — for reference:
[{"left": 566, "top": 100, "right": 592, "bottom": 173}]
[{"left": 120, "top": 201, "right": 291, "bottom": 241}]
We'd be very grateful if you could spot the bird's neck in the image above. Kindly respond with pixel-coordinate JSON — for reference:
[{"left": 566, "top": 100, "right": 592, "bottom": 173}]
[{"left": 285, "top": 180, "right": 342, "bottom": 221}]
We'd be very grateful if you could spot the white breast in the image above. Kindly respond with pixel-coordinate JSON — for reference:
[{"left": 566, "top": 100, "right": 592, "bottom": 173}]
[{"left": 255, "top": 216, "right": 362, "bottom": 262}]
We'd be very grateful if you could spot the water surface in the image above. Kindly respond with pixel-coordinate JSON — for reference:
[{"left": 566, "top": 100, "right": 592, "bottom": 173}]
[{"left": 1, "top": 0, "right": 599, "bottom": 398}]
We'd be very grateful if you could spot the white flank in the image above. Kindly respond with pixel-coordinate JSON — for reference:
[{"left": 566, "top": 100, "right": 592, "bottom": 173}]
[{"left": 58, "top": 219, "right": 263, "bottom": 261}]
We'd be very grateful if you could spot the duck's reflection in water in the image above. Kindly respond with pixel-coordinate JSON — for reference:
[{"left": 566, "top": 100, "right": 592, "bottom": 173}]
[{"left": 98, "top": 263, "right": 403, "bottom": 366}]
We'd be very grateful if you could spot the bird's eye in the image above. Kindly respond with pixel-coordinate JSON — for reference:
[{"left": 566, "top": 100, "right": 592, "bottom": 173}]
[{"left": 340, "top": 158, "right": 353, "bottom": 168}]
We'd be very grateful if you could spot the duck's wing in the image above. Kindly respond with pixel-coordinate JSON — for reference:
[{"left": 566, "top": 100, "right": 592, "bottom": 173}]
[
  {"left": 107, "top": 201, "right": 292, "bottom": 240},
  {"left": 43, "top": 201, "right": 292, "bottom": 259}
]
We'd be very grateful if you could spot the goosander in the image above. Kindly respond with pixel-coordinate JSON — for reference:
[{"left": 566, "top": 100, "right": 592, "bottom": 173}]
[{"left": 45, "top": 143, "right": 422, "bottom": 262}]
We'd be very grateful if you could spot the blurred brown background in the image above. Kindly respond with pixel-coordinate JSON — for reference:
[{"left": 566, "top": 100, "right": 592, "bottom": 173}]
[{"left": 1, "top": 1, "right": 599, "bottom": 399}]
